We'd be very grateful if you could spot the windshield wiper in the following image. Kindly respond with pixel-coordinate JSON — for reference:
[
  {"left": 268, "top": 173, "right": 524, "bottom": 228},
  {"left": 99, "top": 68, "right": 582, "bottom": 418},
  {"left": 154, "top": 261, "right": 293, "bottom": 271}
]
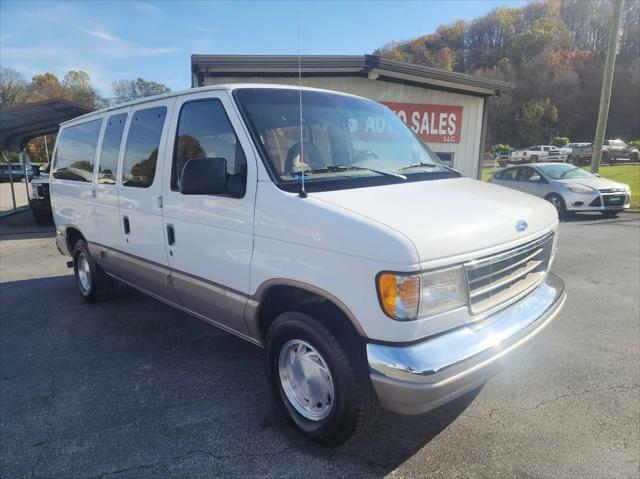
[
  {"left": 398, "top": 162, "right": 440, "bottom": 172},
  {"left": 307, "top": 165, "right": 406, "bottom": 180}
]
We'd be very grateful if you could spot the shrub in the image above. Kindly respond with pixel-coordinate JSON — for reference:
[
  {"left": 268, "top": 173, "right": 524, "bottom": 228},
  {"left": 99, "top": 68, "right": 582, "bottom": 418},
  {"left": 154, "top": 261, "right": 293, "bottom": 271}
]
[
  {"left": 628, "top": 140, "right": 640, "bottom": 149},
  {"left": 490, "top": 143, "right": 512, "bottom": 154},
  {"left": 550, "top": 136, "right": 570, "bottom": 147}
]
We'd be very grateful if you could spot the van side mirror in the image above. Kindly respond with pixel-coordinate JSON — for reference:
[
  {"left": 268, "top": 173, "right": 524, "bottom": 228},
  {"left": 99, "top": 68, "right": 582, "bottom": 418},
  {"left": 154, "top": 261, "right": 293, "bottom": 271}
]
[{"left": 179, "top": 158, "right": 228, "bottom": 195}]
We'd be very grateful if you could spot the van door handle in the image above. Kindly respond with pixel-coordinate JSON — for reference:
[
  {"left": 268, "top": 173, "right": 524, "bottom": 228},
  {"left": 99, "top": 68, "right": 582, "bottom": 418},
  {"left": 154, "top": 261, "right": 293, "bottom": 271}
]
[
  {"left": 166, "top": 224, "right": 175, "bottom": 245},
  {"left": 123, "top": 216, "right": 130, "bottom": 235}
]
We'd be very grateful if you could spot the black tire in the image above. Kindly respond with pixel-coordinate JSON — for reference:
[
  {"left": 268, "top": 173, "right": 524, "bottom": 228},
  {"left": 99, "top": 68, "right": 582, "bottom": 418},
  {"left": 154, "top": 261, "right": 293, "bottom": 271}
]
[
  {"left": 32, "top": 209, "right": 53, "bottom": 226},
  {"left": 531, "top": 155, "right": 539, "bottom": 162},
  {"left": 545, "top": 193, "right": 567, "bottom": 219},
  {"left": 72, "top": 240, "right": 118, "bottom": 302},
  {"left": 601, "top": 152, "right": 610, "bottom": 164},
  {"left": 601, "top": 210, "right": 620, "bottom": 218},
  {"left": 566, "top": 155, "right": 574, "bottom": 165},
  {"left": 630, "top": 150, "right": 639, "bottom": 162},
  {"left": 265, "top": 311, "right": 380, "bottom": 446}
]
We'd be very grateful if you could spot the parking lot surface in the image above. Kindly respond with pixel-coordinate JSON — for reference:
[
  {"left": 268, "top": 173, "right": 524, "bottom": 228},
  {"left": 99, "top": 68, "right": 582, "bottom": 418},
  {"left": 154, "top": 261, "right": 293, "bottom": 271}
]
[
  {"left": 0, "top": 182, "right": 30, "bottom": 212},
  {"left": 1, "top": 212, "right": 638, "bottom": 478}
]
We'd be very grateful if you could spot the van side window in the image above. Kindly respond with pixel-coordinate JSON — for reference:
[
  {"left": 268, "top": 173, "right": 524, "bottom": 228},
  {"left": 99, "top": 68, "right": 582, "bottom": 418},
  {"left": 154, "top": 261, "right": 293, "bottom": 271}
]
[
  {"left": 52, "top": 119, "right": 102, "bottom": 182},
  {"left": 122, "top": 106, "right": 167, "bottom": 188},
  {"left": 172, "top": 99, "right": 246, "bottom": 196},
  {"left": 97, "top": 113, "right": 127, "bottom": 185}
]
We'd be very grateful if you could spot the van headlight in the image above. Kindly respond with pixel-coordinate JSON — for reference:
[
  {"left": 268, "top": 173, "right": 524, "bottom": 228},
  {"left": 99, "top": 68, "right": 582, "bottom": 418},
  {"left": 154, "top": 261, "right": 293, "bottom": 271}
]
[
  {"left": 377, "top": 266, "right": 467, "bottom": 321},
  {"left": 566, "top": 184, "right": 594, "bottom": 195}
]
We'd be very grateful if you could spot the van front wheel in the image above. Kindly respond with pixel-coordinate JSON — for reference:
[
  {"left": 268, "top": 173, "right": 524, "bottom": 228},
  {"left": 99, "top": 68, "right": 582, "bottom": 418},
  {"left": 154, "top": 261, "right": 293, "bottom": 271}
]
[
  {"left": 72, "top": 240, "right": 118, "bottom": 302},
  {"left": 265, "top": 311, "right": 380, "bottom": 446}
]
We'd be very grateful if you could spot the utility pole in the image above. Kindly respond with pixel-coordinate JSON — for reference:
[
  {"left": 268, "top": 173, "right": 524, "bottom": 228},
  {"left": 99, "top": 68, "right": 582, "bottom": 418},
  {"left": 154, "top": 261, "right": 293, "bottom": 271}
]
[{"left": 591, "top": 0, "right": 624, "bottom": 174}]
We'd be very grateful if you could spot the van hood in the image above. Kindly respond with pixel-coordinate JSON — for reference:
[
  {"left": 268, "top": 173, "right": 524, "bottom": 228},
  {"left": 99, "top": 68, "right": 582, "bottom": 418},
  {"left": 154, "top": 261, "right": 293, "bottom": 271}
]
[{"left": 313, "top": 177, "right": 558, "bottom": 264}]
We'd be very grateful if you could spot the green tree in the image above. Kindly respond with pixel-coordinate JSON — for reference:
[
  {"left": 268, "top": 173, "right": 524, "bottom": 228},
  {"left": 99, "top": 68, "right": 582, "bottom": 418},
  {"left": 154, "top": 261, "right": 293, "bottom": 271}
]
[
  {"left": 62, "top": 70, "right": 103, "bottom": 109},
  {"left": 517, "top": 99, "right": 559, "bottom": 146}
]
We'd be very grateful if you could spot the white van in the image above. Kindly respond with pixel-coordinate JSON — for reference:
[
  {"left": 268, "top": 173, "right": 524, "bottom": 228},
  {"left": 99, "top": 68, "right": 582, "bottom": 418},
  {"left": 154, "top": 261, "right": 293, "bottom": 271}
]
[{"left": 50, "top": 84, "right": 565, "bottom": 446}]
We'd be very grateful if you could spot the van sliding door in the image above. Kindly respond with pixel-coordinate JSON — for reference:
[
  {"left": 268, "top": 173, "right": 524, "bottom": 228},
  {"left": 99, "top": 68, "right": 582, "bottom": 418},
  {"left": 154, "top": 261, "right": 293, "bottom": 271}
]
[{"left": 114, "top": 98, "right": 179, "bottom": 303}]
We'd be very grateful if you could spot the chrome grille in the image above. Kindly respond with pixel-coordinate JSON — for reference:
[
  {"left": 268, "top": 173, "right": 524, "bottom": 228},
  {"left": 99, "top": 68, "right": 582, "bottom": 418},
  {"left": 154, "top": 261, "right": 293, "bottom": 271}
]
[
  {"left": 464, "top": 233, "right": 554, "bottom": 315},
  {"left": 598, "top": 188, "right": 625, "bottom": 193}
]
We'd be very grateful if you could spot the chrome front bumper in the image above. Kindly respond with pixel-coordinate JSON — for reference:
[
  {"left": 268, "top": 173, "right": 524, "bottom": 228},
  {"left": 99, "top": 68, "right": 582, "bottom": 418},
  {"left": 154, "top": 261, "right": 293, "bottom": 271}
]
[{"left": 367, "top": 273, "right": 566, "bottom": 415}]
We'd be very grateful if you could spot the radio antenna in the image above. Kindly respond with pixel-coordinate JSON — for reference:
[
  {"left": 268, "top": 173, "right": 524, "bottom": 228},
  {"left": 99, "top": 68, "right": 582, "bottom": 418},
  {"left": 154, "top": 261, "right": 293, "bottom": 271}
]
[{"left": 297, "top": 10, "right": 307, "bottom": 198}]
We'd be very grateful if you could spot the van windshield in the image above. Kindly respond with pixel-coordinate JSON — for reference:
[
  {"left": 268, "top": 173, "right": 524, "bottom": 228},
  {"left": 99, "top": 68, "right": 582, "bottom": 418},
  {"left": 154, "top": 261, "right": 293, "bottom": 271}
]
[{"left": 234, "top": 88, "right": 459, "bottom": 192}]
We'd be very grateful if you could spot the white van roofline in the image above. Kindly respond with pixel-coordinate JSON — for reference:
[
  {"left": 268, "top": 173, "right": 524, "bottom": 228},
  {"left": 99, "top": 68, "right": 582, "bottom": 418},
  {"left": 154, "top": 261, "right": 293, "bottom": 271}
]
[{"left": 60, "top": 83, "right": 362, "bottom": 127}]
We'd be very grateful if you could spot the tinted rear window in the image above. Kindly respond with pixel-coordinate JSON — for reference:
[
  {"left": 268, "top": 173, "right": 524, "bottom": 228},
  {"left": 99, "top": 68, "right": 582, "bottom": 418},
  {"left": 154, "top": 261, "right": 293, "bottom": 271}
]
[
  {"left": 122, "top": 107, "right": 167, "bottom": 188},
  {"left": 53, "top": 119, "right": 102, "bottom": 182},
  {"left": 98, "top": 113, "right": 127, "bottom": 185}
]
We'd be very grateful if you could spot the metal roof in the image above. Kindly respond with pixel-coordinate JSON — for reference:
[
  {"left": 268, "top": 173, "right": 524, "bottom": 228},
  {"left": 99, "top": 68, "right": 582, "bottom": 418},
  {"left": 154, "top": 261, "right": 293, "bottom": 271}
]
[
  {"left": 0, "top": 99, "right": 92, "bottom": 151},
  {"left": 191, "top": 54, "right": 514, "bottom": 96}
]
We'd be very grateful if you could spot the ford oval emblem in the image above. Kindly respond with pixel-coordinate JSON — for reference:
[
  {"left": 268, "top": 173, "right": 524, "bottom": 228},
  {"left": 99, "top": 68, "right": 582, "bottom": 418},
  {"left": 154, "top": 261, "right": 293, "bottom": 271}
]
[{"left": 515, "top": 220, "right": 528, "bottom": 233}]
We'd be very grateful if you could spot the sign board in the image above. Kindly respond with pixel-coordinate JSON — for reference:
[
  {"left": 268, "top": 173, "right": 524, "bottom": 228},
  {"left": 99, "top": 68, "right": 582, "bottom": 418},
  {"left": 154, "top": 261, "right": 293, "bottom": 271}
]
[{"left": 382, "top": 102, "right": 463, "bottom": 144}]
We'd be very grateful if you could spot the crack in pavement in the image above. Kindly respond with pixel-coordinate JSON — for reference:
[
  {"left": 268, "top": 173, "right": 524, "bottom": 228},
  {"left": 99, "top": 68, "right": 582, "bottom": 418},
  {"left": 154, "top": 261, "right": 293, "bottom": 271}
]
[
  {"left": 487, "top": 384, "right": 639, "bottom": 423},
  {"left": 65, "top": 445, "right": 294, "bottom": 479}
]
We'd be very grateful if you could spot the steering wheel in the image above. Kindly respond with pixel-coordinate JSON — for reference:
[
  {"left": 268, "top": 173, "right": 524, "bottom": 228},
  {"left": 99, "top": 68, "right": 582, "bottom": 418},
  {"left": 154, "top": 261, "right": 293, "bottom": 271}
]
[{"left": 285, "top": 142, "right": 325, "bottom": 173}]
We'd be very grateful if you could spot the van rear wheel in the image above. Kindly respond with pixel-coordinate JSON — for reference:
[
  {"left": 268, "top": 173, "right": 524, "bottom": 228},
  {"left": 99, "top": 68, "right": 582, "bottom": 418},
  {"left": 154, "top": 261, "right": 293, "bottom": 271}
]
[
  {"left": 265, "top": 311, "right": 380, "bottom": 446},
  {"left": 72, "top": 240, "right": 118, "bottom": 302}
]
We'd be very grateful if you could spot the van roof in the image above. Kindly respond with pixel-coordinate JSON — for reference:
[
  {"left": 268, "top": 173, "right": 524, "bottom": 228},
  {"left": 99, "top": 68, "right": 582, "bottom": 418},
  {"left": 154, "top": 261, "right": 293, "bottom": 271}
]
[{"left": 60, "top": 83, "right": 360, "bottom": 126}]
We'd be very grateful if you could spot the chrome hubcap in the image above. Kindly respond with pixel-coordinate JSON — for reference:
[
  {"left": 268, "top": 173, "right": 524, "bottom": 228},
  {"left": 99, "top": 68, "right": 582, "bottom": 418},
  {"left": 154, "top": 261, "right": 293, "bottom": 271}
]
[
  {"left": 77, "top": 253, "right": 92, "bottom": 293},
  {"left": 278, "top": 340, "right": 334, "bottom": 421}
]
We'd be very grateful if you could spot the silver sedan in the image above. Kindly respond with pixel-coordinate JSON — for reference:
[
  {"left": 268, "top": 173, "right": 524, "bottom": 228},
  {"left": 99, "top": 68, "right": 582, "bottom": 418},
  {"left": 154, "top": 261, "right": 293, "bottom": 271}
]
[{"left": 489, "top": 163, "right": 631, "bottom": 217}]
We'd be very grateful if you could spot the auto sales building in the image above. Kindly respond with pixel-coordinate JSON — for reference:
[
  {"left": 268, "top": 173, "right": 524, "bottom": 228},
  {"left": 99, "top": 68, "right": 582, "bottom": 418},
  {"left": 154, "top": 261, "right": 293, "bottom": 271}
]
[{"left": 191, "top": 55, "right": 513, "bottom": 179}]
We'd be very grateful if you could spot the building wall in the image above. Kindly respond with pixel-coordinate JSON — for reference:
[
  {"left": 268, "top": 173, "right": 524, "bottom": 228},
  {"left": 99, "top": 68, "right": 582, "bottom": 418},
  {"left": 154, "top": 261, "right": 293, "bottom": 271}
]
[{"left": 203, "top": 76, "right": 484, "bottom": 178}]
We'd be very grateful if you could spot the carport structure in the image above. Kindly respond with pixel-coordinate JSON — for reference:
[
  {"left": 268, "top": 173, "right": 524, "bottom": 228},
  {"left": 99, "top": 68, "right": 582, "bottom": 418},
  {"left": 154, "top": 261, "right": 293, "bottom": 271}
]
[{"left": 0, "top": 99, "right": 91, "bottom": 214}]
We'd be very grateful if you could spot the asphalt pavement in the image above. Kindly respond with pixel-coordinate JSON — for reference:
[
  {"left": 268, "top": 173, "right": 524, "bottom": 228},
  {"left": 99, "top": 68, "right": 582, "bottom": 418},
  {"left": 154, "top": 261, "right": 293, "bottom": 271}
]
[{"left": 1, "top": 211, "right": 638, "bottom": 478}]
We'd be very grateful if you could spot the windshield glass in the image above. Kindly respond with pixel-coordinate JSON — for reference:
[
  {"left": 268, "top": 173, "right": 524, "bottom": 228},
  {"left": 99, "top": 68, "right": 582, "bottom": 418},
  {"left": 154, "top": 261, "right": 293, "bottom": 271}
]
[
  {"left": 537, "top": 164, "right": 595, "bottom": 179},
  {"left": 235, "top": 89, "right": 457, "bottom": 190},
  {"left": 608, "top": 139, "right": 627, "bottom": 147}
]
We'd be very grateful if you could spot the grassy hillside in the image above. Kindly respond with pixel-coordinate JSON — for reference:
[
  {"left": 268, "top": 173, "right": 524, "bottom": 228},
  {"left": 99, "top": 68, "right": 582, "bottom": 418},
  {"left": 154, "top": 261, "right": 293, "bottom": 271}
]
[{"left": 376, "top": 0, "right": 640, "bottom": 148}]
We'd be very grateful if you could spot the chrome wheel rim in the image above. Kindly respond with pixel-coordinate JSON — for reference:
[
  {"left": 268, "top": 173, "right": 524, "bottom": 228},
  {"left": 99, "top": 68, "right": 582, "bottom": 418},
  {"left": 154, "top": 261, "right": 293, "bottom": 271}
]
[
  {"left": 549, "top": 196, "right": 561, "bottom": 212},
  {"left": 77, "top": 253, "right": 92, "bottom": 293},
  {"left": 278, "top": 339, "right": 334, "bottom": 421}
]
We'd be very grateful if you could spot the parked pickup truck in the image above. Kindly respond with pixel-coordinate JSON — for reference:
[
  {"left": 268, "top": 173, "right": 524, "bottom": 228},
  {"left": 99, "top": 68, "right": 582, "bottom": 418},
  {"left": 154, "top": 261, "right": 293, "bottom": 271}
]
[
  {"left": 510, "top": 145, "right": 565, "bottom": 164},
  {"left": 558, "top": 142, "right": 590, "bottom": 157},
  {"left": 50, "top": 84, "right": 566, "bottom": 446},
  {"left": 568, "top": 140, "right": 640, "bottom": 165}
]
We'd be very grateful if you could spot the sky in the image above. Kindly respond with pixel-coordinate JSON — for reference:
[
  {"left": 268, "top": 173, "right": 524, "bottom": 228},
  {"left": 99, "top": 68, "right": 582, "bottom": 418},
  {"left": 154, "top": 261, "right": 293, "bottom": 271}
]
[{"left": 0, "top": 0, "right": 529, "bottom": 97}]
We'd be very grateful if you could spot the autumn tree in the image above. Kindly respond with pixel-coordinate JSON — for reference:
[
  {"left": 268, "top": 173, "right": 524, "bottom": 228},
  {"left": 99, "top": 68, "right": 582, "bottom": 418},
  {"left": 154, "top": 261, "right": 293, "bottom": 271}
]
[
  {"left": 375, "top": 0, "right": 640, "bottom": 146},
  {"left": 28, "top": 73, "right": 67, "bottom": 102}
]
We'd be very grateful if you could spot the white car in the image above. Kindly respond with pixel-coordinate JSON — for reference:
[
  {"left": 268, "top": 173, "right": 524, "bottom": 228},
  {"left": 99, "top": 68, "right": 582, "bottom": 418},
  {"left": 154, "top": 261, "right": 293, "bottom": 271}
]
[
  {"left": 489, "top": 163, "right": 631, "bottom": 217},
  {"left": 511, "top": 145, "right": 565, "bottom": 163},
  {"left": 50, "top": 84, "right": 565, "bottom": 446}
]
